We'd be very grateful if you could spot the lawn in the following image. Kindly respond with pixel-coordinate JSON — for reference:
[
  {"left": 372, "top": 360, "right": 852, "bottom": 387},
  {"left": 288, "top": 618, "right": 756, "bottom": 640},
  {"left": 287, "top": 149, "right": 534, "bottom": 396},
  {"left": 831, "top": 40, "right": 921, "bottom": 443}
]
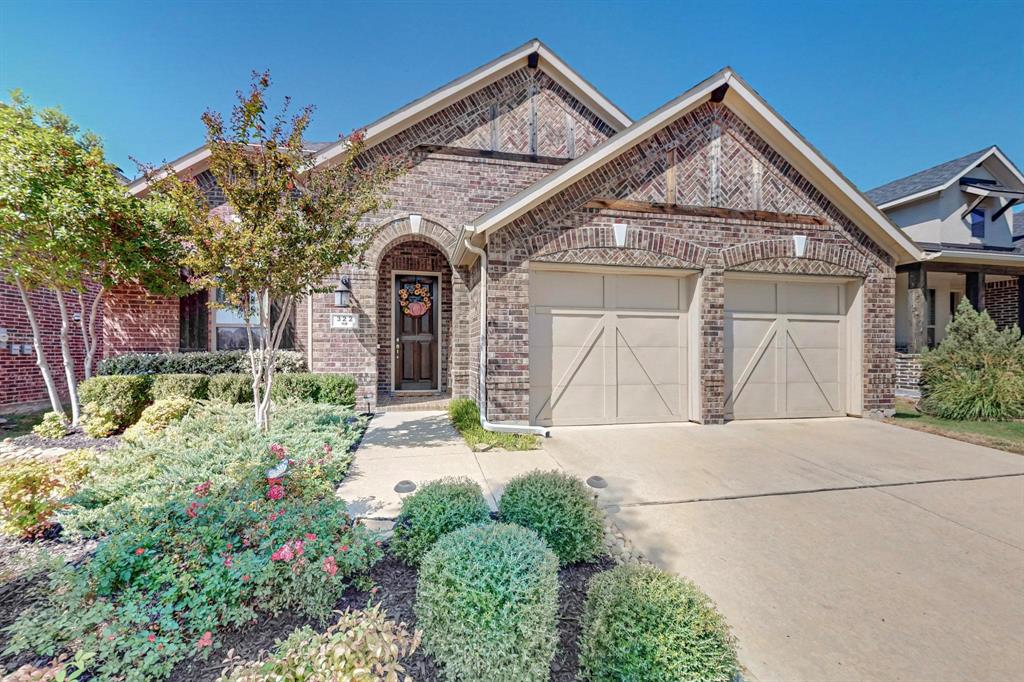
[
  {"left": 0, "top": 410, "right": 46, "bottom": 440},
  {"left": 889, "top": 398, "right": 1024, "bottom": 455}
]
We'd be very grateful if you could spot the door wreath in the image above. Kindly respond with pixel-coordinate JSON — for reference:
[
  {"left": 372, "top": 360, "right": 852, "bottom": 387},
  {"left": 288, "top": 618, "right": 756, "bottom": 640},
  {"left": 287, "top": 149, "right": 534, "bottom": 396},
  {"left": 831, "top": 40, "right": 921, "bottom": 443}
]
[{"left": 399, "top": 281, "right": 432, "bottom": 317}]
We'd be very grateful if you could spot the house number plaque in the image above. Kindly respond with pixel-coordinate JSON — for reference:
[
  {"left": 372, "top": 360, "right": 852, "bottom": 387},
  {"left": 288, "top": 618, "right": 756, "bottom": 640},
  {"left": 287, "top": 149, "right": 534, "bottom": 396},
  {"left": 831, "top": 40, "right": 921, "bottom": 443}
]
[{"left": 330, "top": 313, "right": 358, "bottom": 330}]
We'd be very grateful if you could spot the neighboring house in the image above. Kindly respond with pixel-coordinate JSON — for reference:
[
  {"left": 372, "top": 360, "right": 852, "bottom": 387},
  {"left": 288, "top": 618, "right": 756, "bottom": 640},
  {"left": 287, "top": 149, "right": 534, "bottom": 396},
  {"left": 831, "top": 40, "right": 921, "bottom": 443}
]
[
  {"left": 4, "top": 39, "right": 931, "bottom": 425},
  {"left": 866, "top": 148, "right": 1024, "bottom": 393}
]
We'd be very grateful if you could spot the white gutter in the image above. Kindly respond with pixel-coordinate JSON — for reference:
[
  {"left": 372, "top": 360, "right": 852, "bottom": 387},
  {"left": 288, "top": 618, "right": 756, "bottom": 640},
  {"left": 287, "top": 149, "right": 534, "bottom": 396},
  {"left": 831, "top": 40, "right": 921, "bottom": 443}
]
[
  {"left": 463, "top": 238, "right": 550, "bottom": 438},
  {"left": 922, "top": 249, "right": 1024, "bottom": 266}
]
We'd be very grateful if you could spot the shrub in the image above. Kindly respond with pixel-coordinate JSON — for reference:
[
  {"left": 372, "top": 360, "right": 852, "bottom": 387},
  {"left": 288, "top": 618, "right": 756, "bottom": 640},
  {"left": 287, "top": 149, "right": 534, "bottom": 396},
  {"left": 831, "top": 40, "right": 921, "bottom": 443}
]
[
  {"left": 499, "top": 470, "right": 604, "bottom": 565},
  {"left": 0, "top": 459, "right": 63, "bottom": 538},
  {"left": 57, "top": 448, "right": 99, "bottom": 489},
  {"left": 218, "top": 605, "right": 420, "bottom": 681},
  {"left": 579, "top": 564, "right": 739, "bottom": 682},
  {"left": 78, "top": 375, "right": 152, "bottom": 436},
  {"left": 123, "top": 398, "right": 195, "bottom": 442},
  {"left": 449, "top": 397, "right": 540, "bottom": 450},
  {"left": 32, "top": 411, "right": 68, "bottom": 440},
  {"left": 317, "top": 373, "right": 357, "bottom": 407},
  {"left": 270, "top": 373, "right": 322, "bottom": 402},
  {"left": 920, "top": 299, "right": 1024, "bottom": 421},
  {"left": 392, "top": 477, "right": 491, "bottom": 566},
  {"left": 97, "top": 349, "right": 307, "bottom": 376},
  {"left": 415, "top": 523, "right": 558, "bottom": 681},
  {"left": 59, "top": 401, "right": 366, "bottom": 537},
  {"left": 208, "top": 373, "right": 254, "bottom": 404},
  {"left": 150, "top": 373, "right": 209, "bottom": 400}
]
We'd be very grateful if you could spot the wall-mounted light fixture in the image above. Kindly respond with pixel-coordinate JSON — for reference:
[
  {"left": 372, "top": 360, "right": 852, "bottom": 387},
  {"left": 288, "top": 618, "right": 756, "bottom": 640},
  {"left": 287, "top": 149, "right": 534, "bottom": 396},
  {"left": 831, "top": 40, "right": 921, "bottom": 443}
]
[{"left": 334, "top": 275, "right": 352, "bottom": 308}]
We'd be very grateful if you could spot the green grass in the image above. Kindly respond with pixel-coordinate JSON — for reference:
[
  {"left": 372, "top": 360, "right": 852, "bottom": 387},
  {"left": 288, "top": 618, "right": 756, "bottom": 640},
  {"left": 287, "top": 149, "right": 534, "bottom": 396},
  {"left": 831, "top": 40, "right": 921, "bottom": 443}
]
[
  {"left": 0, "top": 409, "right": 47, "bottom": 439},
  {"left": 890, "top": 398, "right": 1024, "bottom": 455},
  {"left": 448, "top": 398, "right": 541, "bottom": 451}
]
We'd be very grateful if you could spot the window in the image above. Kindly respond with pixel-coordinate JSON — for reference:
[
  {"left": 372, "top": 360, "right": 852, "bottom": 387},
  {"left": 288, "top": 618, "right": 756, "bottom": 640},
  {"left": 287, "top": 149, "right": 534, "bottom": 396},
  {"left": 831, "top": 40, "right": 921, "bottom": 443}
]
[
  {"left": 214, "top": 289, "right": 264, "bottom": 351},
  {"left": 970, "top": 208, "right": 985, "bottom": 238}
]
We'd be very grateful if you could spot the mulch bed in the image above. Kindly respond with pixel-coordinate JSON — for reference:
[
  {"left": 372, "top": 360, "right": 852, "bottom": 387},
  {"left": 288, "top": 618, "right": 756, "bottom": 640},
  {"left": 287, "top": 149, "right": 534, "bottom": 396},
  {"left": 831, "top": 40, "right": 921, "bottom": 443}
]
[
  {"left": 11, "top": 428, "right": 120, "bottom": 452},
  {"left": 168, "top": 552, "right": 615, "bottom": 681}
]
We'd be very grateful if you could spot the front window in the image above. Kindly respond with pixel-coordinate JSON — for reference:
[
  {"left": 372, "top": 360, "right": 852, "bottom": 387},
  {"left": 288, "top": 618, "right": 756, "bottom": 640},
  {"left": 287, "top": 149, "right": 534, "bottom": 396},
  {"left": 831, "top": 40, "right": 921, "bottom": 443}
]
[
  {"left": 970, "top": 208, "right": 985, "bottom": 238},
  {"left": 214, "top": 289, "right": 265, "bottom": 350}
]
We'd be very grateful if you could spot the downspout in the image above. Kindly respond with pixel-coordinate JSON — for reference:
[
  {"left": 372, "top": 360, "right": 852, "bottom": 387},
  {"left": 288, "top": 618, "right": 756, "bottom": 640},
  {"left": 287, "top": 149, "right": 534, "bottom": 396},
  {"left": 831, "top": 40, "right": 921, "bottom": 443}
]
[
  {"left": 306, "top": 286, "right": 314, "bottom": 371},
  {"left": 463, "top": 239, "right": 550, "bottom": 438}
]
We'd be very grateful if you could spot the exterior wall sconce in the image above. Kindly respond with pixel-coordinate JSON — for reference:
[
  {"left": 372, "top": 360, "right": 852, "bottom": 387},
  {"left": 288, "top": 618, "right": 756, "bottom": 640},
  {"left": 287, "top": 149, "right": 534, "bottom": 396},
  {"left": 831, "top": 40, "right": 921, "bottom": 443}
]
[{"left": 334, "top": 275, "right": 352, "bottom": 308}]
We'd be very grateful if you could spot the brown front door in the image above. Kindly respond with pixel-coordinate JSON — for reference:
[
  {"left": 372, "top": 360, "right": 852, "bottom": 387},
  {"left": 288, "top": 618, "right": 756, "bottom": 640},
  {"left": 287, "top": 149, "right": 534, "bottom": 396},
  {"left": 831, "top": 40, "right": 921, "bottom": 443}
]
[{"left": 395, "top": 274, "right": 439, "bottom": 391}]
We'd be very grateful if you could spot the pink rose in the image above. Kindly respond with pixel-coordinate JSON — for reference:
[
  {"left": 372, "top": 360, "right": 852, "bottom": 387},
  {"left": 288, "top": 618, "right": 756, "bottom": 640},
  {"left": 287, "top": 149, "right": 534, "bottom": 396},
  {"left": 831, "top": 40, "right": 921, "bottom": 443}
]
[
  {"left": 148, "top": 633, "right": 156, "bottom": 643},
  {"left": 197, "top": 631, "right": 213, "bottom": 649},
  {"left": 267, "top": 484, "right": 285, "bottom": 501},
  {"left": 322, "top": 555, "right": 338, "bottom": 577},
  {"left": 304, "top": 533, "right": 317, "bottom": 541}
]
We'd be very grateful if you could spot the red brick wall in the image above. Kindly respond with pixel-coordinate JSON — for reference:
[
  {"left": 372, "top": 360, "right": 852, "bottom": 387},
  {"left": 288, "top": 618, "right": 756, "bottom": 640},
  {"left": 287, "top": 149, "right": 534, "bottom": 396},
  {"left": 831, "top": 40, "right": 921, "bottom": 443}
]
[
  {"left": 985, "top": 278, "right": 1021, "bottom": 331},
  {"left": 487, "top": 102, "right": 896, "bottom": 423},
  {"left": 1, "top": 275, "right": 103, "bottom": 410},
  {"left": 102, "top": 284, "right": 179, "bottom": 357}
]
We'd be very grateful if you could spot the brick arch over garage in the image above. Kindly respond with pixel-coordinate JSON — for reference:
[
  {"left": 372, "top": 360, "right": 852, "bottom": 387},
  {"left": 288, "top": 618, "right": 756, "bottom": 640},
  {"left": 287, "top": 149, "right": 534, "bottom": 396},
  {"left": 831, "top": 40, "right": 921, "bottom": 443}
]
[
  {"left": 367, "top": 215, "right": 459, "bottom": 267},
  {"left": 530, "top": 225, "right": 709, "bottom": 270},
  {"left": 722, "top": 238, "right": 871, "bottom": 277}
]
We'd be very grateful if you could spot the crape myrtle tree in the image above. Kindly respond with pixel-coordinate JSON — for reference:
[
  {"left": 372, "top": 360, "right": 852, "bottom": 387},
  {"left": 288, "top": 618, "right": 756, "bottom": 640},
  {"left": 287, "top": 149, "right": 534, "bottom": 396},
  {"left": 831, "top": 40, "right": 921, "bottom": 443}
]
[
  {"left": 148, "top": 71, "right": 403, "bottom": 431},
  {"left": 0, "top": 91, "right": 183, "bottom": 424}
]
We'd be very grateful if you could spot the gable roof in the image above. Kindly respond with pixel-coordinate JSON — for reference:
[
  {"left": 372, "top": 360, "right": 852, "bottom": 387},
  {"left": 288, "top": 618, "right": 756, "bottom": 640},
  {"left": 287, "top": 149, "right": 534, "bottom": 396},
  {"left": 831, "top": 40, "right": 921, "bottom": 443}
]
[
  {"left": 866, "top": 146, "right": 1024, "bottom": 209},
  {"left": 458, "top": 67, "right": 923, "bottom": 265},
  {"left": 128, "top": 39, "right": 629, "bottom": 195}
]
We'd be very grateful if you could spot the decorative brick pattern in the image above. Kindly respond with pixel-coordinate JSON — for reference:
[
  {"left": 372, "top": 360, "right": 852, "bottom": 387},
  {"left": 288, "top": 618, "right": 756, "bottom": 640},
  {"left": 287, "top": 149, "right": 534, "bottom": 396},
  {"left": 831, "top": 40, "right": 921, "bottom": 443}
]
[
  {"left": 985, "top": 278, "right": 1021, "bottom": 331},
  {"left": 1, "top": 274, "right": 103, "bottom": 409},
  {"left": 487, "top": 101, "right": 896, "bottom": 423},
  {"left": 895, "top": 351, "right": 922, "bottom": 393}
]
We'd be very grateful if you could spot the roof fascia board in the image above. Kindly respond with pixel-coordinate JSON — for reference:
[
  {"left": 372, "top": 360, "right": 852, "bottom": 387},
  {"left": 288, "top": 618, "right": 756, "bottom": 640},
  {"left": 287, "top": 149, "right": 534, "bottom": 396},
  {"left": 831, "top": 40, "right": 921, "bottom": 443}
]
[
  {"left": 925, "top": 249, "right": 1024, "bottom": 266},
  {"left": 470, "top": 69, "right": 732, "bottom": 240},
  {"left": 127, "top": 145, "right": 210, "bottom": 196},
  {"left": 724, "top": 77, "right": 922, "bottom": 263}
]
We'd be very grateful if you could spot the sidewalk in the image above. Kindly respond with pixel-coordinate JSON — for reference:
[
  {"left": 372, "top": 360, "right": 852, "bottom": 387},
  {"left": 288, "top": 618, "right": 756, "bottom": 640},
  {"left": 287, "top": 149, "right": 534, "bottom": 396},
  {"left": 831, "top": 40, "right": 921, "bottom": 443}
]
[{"left": 336, "top": 410, "right": 559, "bottom": 522}]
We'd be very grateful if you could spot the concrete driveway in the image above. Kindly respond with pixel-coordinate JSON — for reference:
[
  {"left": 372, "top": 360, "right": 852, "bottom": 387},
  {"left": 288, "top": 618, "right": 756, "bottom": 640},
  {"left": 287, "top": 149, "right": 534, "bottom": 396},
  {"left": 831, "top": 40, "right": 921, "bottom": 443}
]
[{"left": 543, "top": 418, "right": 1024, "bottom": 682}]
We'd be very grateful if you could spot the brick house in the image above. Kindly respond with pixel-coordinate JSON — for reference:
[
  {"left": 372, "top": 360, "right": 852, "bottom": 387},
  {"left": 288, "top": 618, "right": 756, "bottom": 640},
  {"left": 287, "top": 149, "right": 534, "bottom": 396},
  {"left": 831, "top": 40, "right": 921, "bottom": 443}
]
[{"left": 8, "top": 39, "right": 980, "bottom": 424}]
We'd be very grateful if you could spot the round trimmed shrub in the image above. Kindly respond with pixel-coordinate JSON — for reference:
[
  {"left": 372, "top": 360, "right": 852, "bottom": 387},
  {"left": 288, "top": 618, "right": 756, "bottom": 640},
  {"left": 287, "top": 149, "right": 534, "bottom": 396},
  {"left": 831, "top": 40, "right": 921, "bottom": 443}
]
[
  {"left": 579, "top": 564, "right": 739, "bottom": 682},
  {"left": 208, "top": 373, "right": 254, "bottom": 404},
  {"left": 123, "top": 397, "right": 195, "bottom": 442},
  {"left": 150, "top": 373, "right": 209, "bottom": 400},
  {"left": 317, "top": 373, "right": 357, "bottom": 408},
  {"left": 78, "top": 375, "right": 152, "bottom": 435},
  {"left": 498, "top": 470, "right": 604, "bottom": 564},
  {"left": 32, "top": 411, "right": 68, "bottom": 440},
  {"left": 415, "top": 523, "right": 559, "bottom": 681},
  {"left": 391, "top": 477, "right": 490, "bottom": 565}
]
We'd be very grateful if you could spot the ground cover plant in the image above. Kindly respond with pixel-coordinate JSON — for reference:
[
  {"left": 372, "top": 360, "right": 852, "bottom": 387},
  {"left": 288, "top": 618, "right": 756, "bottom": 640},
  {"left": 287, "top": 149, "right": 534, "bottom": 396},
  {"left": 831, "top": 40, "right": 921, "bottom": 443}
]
[
  {"left": 579, "top": 563, "right": 739, "bottom": 682},
  {"left": 448, "top": 398, "right": 540, "bottom": 450},
  {"left": 499, "top": 470, "right": 605, "bottom": 565},
  {"left": 391, "top": 477, "right": 491, "bottom": 566},
  {"left": 415, "top": 523, "right": 559, "bottom": 682},
  {"left": 3, "top": 401, "right": 375, "bottom": 681}
]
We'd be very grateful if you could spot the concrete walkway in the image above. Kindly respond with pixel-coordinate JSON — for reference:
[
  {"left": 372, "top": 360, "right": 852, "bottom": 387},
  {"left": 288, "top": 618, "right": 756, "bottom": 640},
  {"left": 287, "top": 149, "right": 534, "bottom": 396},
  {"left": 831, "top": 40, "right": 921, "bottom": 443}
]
[{"left": 336, "top": 410, "right": 558, "bottom": 520}]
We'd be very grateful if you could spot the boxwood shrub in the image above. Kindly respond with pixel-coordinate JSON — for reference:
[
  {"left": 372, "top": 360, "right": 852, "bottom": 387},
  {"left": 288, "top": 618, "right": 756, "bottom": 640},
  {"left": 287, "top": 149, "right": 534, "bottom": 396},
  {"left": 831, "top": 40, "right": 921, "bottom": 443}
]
[
  {"left": 392, "top": 477, "right": 491, "bottom": 565},
  {"left": 98, "top": 350, "right": 307, "bottom": 376},
  {"left": 579, "top": 564, "right": 739, "bottom": 682},
  {"left": 78, "top": 375, "right": 152, "bottom": 436},
  {"left": 123, "top": 397, "right": 195, "bottom": 442},
  {"left": 151, "top": 373, "right": 209, "bottom": 400},
  {"left": 270, "top": 373, "right": 358, "bottom": 407},
  {"left": 208, "top": 373, "right": 254, "bottom": 404},
  {"left": 415, "top": 523, "right": 559, "bottom": 681},
  {"left": 499, "top": 470, "right": 604, "bottom": 564}
]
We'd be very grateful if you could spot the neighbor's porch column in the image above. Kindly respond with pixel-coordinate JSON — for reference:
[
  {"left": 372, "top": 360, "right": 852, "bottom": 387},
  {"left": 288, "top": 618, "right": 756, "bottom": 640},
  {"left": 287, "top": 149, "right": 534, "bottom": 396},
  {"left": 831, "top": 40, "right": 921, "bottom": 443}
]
[
  {"left": 966, "top": 271, "right": 986, "bottom": 312},
  {"left": 906, "top": 263, "right": 928, "bottom": 353}
]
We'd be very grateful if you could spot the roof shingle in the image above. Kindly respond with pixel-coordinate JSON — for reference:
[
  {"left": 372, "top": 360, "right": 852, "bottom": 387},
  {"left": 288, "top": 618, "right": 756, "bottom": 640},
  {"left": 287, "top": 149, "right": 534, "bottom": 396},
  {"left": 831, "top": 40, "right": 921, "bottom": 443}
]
[{"left": 866, "top": 147, "right": 992, "bottom": 206}]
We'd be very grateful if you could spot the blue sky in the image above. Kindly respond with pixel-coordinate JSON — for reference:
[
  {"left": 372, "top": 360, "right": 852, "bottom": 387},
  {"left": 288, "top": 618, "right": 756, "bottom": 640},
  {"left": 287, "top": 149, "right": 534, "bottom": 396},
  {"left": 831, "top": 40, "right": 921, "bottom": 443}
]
[{"left": 1, "top": 0, "right": 1021, "bottom": 190}]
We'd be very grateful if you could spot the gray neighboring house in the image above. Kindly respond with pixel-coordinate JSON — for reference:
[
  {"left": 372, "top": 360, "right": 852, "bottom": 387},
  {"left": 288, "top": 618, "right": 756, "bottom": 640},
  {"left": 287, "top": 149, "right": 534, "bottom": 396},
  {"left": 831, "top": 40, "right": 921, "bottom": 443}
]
[{"left": 867, "top": 146, "right": 1024, "bottom": 393}]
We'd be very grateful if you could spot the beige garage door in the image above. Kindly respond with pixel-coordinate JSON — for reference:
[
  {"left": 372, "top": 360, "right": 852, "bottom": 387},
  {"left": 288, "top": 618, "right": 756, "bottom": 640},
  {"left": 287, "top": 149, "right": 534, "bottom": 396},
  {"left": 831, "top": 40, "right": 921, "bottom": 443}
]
[
  {"left": 725, "top": 278, "right": 847, "bottom": 419},
  {"left": 529, "top": 269, "right": 690, "bottom": 426}
]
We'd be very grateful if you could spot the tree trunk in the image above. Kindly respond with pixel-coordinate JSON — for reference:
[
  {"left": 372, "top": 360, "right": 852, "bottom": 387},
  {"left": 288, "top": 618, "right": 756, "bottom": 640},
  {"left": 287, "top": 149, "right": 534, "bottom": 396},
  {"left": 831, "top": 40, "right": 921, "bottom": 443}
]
[
  {"left": 14, "top": 276, "right": 66, "bottom": 419},
  {"left": 54, "top": 290, "right": 82, "bottom": 425},
  {"left": 77, "top": 288, "right": 104, "bottom": 380},
  {"left": 247, "top": 292, "right": 293, "bottom": 433}
]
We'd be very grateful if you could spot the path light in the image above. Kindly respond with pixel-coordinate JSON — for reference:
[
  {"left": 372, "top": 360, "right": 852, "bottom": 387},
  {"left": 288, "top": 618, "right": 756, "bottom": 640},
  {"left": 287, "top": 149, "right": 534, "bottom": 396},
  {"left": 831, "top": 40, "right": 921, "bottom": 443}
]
[{"left": 394, "top": 480, "right": 416, "bottom": 494}]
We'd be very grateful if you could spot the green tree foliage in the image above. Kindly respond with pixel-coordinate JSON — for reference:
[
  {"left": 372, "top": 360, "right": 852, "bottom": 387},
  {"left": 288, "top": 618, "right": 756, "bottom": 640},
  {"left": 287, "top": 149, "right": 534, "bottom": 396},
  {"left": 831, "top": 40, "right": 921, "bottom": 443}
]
[
  {"left": 920, "top": 298, "right": 1024, "bottom": 420},
  {"left": 147, "top": 71, "right": 403, "bottom": 430},
  {"left": 0, "top": 91, "right": 182, "bottom": 423}
]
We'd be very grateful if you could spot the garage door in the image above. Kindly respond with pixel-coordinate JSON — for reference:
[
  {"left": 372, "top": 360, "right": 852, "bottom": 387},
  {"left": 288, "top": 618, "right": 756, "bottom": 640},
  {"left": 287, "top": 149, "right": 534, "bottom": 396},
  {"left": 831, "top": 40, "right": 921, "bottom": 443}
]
[
  {"left": 725, "top": 278, "right": 847, "bottom": 419},
  {"left": 529, "top": 270, "right": 690, "bottom": 426}
]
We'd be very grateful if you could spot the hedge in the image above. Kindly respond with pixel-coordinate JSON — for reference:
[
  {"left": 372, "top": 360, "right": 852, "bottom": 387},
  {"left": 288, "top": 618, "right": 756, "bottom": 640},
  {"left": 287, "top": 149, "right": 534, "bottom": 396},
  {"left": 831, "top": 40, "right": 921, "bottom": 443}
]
[
  {"left": 271, "top": 373, "right": 357, "bottom": 408},
  {"left": 98, "top": 350, "right": 307, "bottom": 376},
  {"left": 150, "top": 373, "right": 209, "bottom": 400},
  {"left": 78, "top": 375, "right": 152, "bottom": 437}
]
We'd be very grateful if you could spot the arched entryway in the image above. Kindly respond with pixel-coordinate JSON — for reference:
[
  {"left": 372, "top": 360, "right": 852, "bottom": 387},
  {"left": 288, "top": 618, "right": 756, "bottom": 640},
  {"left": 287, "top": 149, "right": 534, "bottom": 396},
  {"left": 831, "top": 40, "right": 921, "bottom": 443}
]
[{"left": 376, "top": 237, "right": 454, "bottom": 397}]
